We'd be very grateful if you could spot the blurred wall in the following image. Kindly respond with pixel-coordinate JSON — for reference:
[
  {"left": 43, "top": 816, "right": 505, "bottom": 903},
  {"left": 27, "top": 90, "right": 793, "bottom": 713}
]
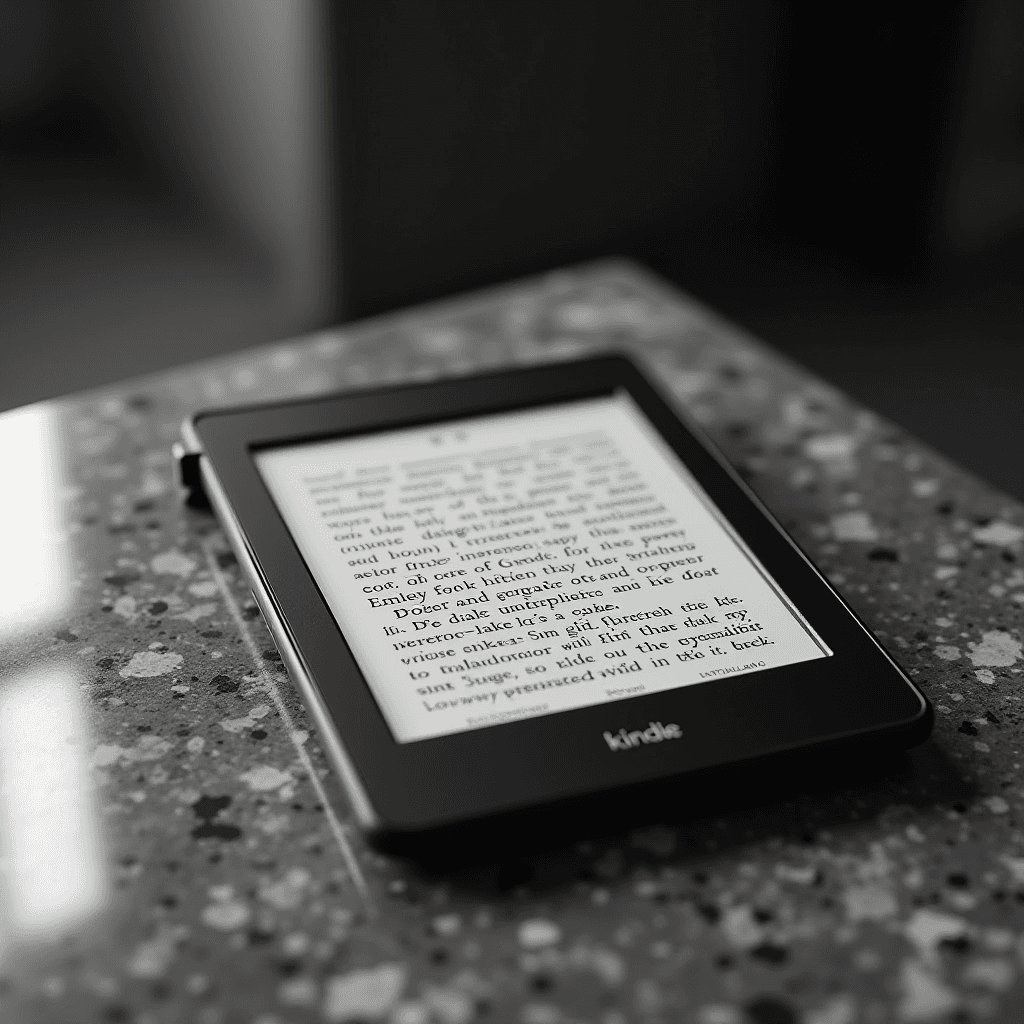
[
  {"left": 944, "top": 0, "right": 1024, "bottom": 255},
  {"left": 87, "top": 0, "right": 335, "bottom": 323},
  {"left": 0, "top": 0, "right": 335, "bottom": 412},
  {"left": 0, "top": 1, "right": 61, "bottom": 119},
  {"left": 332, "top": 2, "right": 786, "bottom": 319}
]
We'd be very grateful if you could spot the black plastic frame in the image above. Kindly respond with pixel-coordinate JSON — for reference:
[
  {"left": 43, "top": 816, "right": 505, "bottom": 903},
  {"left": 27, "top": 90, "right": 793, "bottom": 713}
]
[{"left": 190, "top": 356, "right": 930, "bottom": 837}]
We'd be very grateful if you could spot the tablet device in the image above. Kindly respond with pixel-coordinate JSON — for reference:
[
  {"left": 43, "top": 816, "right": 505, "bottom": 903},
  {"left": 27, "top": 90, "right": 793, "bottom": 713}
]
[{"left": 178, "top": 356, "right": 930, "bottom": 844}]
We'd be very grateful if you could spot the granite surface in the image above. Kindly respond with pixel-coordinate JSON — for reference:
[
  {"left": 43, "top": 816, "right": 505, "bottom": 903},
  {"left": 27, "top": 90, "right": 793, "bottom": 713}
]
[{"left": 1, "top": 260, "right": 1023, "bottom": 1024}]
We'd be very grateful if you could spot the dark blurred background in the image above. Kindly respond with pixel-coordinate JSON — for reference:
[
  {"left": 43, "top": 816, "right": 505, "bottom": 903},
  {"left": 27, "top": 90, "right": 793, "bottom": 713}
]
[{"left": 1, "top": 2, "right": 1022, "bottom": 498}]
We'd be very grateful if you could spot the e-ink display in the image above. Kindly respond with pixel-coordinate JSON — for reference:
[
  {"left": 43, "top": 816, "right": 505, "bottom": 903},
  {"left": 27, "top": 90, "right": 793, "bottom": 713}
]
[{"left": 256, "top": 393, "right": 830, "bottom": 743}]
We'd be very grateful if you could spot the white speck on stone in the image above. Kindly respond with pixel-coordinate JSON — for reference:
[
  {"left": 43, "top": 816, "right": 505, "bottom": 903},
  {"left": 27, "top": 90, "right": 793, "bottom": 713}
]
[
  {"left": 905, "top": 910, "right": 968, "bottom": 965},
  {"left": 967, "top": 631, "right": 1021, "bottom": 668},
  {"left": 897, "top": 959, "right": 958, "bottom": 1022},
  {"left": 984, "top": 796, "right": 1010, "bottom": 814},
  {"left": 635, "top": 978, "right": 664, "bottom": 1014},
  {"left": 128, "top": 926, "right": 184, "bottom": 979},
  {"left": 176, "top": 603, "right": 217, "bottom": 622},
  {"left": 220, "top": 704, "right": 271, "bottom": 733},
  {"left": 775, "top": 863, "right": 817, "bottom": 885},
  {"left": 830, "top": 511, "right": 879, "bottom": 542},
  {"left": 983, "top": 928, "right": 1015, "bottom": 952},
  {"left": 313, "top": 332, "right": 346, "bottom": 358},
  {"left": 202, "top": 900, "right": 251, "bottom": 931},
  {"left": 905, "top": 867, "right": 926, "bottom": 889},
  {"left": 975, "top": 669, "right": 995, "bottom": 685},
  {"left": 671, "top": 370, "right": 713, "bottom": 398},
  {"left": 392, "top": 1002, "right": 431, "bottom": 1024},
  {"left": 189, "top": 580, "right": 219, "bottom": 598},
  {"left": 697, "top": 1006, "right": 743, "bottom": 1024},
  {"left": 721, "top": 905, "right": 765, "bottom": 949},
  {"left": 1001, "top": 856, "right": 1024, "bottom": 884},
  {"left": 843, "top": 882, "right": 897, "bottom": 922},
  {"left": 936, "top": 543, "right": 959, "bottom": 560},
  {"left": 120, "top": 650, "right": 183, "bottom": 678},
  {"left": 950, "top": 889, "right": 979, "bottom": 913},
  {"left": 789, "top": 465, "right": 816, "bottom": 489},
  {"left": 806, "top": 433, "right": 857, "bottom": 462},
  {"left": 203, "top": 375, "right": 228, "bottom": 401},
  {"left": 179, "top": 971, "right": 211, "bottom": 998},
  {"left": 557, "top": 302, "right": 613, "bottom": 331},
  {"left": 588, "top": 948, "right": 626, "bottom": 986},
  {"left": 963, "top": 957, "right": 1015, "bottom": 991},
  {"left": 113, "top": 595, "right": 137, "bottom": 619},
  {"left": 283, "top": 933, "right": 310, "bottom": 956},
  {"left": 41, "top": 976, "right": 64, "bottom": 998},
  {"left": 933, "top": 566, "right": 959, "bottom": 581},
  {"left": 278, "top": 976, "right": 318, "bottom": 1006},
  {"left": 911, "top": 479, "right": 939, "bottom": 498},
  {"left": 270, "top": 347, "right": 299, "bottom": 370},
  {"left": 240, "top": 765, "right": 292, "bottom": 792},
  {"left": 151, "top": 549, "right": 196, "bottom": 577},
  {"left": 260, "top": 868, "right": 310, "bottom": 911},
  {"left": 256, "top": 812, "right": 291, "bottom": 836},
  {"left": 137, "top": 470, "right": 167, "bottom": 499},
  {"left": 933, "top": 646, "right": 960, "bottom": 661},
  {"left": 424, "top": 986, "right": 474, "bottom": 1024},
  {"left": 805, "top": 994, "right": 857, "bottom": 1024},
  {"left": 432, "top": 914, "right": 462, "bottom": 938},
  {"left": 521, "top": 1005, "right": 562, "bottom": 1024},
  {"left": 518, "top": 919, "right": 562, "bottom": 949},
  {"left": 322, "top": 963, "right": 407, "bottom": 1022},
  {"left": 186, "top": 737, "right": 205, "bottom": 755},
  {"left": 972, "top": 522, "right": 1023, "bottom": 547},
  {"left": 417, "top": 328, "right": 464, "bottom": 354}
]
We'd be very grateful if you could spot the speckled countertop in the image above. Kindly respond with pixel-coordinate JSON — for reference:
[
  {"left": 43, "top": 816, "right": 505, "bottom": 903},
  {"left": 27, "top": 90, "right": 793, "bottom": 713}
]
[{"left": 2, "top": 260, "right": 1023, "bottom": 1024}]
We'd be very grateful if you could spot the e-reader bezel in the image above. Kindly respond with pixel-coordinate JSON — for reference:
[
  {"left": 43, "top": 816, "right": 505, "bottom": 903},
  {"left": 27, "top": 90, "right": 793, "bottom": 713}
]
[{"left": 189, "top": 355, "right": 930, "bottom": 836}]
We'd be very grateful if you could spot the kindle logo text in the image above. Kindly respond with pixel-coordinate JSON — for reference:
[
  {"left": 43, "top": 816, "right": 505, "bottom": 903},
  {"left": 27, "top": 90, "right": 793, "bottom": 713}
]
[{"left": 603, "top": 721, "right": 682, "bottom": 751}]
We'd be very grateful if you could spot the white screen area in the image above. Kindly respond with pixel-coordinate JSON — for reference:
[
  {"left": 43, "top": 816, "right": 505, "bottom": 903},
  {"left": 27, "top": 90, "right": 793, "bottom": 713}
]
[{"left": 256, "top": 393, "right": 830, "bottom": 743}]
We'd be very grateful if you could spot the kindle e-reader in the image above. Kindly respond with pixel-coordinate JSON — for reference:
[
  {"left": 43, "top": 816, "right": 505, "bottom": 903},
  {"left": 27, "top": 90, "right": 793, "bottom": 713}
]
[{"left": 177, "top": 356, "right": 931, "bottom": 845}]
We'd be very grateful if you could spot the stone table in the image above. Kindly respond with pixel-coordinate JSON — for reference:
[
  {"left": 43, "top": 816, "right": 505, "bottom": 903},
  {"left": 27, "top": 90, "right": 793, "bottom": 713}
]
[{"left": 2, "top": 260, "right": 1023, "bottom": 1024}]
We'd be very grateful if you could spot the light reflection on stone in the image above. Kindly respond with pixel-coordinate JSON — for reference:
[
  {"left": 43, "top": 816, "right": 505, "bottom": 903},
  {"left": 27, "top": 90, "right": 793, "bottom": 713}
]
[
  {"left": 0, "top": 405, "right": 69, "bottom": 637},
  {"left": 0, "top": 663, "right": 108, "bottom": 945}
]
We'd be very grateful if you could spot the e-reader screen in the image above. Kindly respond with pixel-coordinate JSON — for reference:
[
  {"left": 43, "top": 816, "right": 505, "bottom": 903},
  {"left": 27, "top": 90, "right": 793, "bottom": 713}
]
[{"left": 255, "top": 393, "right": 831, "bottom": 743}]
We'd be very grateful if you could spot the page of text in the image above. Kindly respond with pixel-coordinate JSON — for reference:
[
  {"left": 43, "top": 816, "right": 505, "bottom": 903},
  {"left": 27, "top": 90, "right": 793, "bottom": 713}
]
[{"left": 256, "top": 394, "right": 829, "bottom": 742}]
